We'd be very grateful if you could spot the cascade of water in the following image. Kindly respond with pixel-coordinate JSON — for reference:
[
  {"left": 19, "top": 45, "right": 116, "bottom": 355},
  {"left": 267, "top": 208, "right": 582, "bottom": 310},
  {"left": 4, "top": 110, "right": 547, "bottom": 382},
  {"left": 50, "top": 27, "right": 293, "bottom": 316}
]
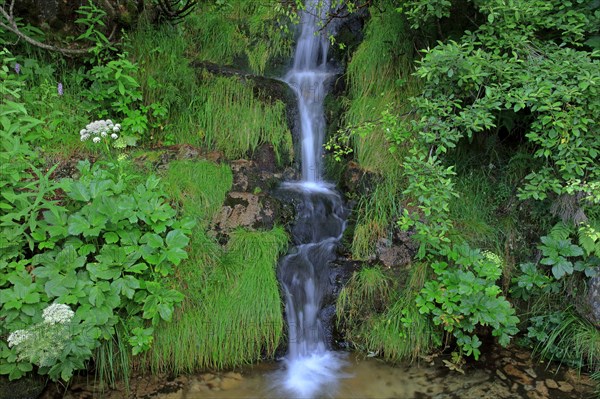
[{"left": 276, "top": 1, "right": 348, "bottom": 398}]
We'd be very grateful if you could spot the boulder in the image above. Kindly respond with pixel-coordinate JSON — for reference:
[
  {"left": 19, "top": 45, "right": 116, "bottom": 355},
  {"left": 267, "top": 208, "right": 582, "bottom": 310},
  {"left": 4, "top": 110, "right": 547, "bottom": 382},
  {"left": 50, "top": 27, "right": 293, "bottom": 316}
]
[{"left": 586, "top": 276, "right": 600, "bottom": 327}]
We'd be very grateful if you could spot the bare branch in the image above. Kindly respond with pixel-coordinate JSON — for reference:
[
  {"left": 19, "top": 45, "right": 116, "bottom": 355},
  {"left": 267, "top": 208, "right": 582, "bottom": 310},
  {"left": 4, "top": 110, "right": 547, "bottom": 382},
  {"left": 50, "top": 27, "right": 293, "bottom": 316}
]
[{"left": 0, "top": 4, "right": 93, "bottom": 55}]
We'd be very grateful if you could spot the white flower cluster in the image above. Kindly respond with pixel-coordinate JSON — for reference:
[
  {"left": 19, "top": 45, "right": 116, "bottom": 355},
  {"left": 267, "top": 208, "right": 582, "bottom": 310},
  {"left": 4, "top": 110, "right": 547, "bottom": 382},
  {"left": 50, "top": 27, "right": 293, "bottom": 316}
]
[
  {"left": 80, "top": 119, "right": 121, "bottom": 142},
  {"left": 42, "top": 303, "right": 75, "bottom": 325},
  {"left": 7, "top": 330, "right": 31, "bottom": 348}
]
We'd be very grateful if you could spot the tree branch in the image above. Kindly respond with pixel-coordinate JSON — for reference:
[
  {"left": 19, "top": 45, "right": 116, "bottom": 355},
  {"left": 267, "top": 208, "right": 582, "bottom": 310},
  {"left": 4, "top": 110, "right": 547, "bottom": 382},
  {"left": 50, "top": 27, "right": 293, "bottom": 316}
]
[{"left": 0, "top": 4, "right": 93, "bottom": 55}]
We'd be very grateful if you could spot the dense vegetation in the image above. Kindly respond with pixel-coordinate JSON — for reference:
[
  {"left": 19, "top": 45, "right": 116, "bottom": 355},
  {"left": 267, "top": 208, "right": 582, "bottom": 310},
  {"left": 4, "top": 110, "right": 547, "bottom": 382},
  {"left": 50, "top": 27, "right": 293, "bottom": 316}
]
[{"left": 1, "top": 0, "right": 599, "bottom": 396}]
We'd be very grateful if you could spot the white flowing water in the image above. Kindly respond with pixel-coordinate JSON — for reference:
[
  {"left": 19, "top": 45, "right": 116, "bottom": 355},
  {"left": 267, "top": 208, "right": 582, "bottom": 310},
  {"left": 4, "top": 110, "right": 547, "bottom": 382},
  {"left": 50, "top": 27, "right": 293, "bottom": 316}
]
[{"left": 276, "top": 1, "right": 348, "bottom": 398}]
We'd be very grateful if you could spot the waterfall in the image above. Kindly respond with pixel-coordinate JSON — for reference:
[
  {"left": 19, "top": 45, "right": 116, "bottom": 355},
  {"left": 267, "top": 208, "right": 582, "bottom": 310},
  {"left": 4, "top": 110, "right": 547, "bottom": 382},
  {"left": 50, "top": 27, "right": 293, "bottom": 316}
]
[{"left": 276, "top": 1, "right": 348, "bottom": 397}]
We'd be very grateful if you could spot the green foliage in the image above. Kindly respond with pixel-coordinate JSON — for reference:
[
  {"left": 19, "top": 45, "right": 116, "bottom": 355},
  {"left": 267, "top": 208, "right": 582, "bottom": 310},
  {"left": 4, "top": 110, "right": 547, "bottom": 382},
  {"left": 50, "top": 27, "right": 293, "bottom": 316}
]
[
  {"left": 126, "top": 22, "right": 198, "bottom": 145},
  {"left": 144, "top": 227, "right": 288, "bottom": 373},
  {"left": 416, "top": 245, "right": 519, "bottom": 359},
  {"left": 511, "top": 262, "right": 560, "bottom": 301},
  {"left": 342, "top": 1, "right": 419, "bottom": 172},
  {"left": 0, "top": 50, "right": 44, "bottom": 145},
  {"left": 163, "top": 160, "right": 233, "bottom": 228},
  {"left": 351, "top": 174, "right": 402, "bottom": 260},
  {"left": 140, "top": 160, "right": 287, "bottom": 373},
  {"left": 0, "top": 156, "right": 193, "bottom": 381},
  {"left": 447, "top": 170, "right": 499, "bottom": 248},
  {"left": 336, "top": 266, "right": 392, "bottom": 331},
  {"left": 399, "top": 0, "right": 600, "bottom": 203},
  {"left": 186, "top": 0, "right": 293, "bottom": 74},
  {"left": 74, "top": 0, "right": 116, "bottom": 62},
  {"left": 82, "top": 54, "right": 167, "bottom": 141},
  {"left": 512, "top": 220, "right": 599, "bottom": 302},
  {"left": 399, "top": 152, "right": 458, "bottom": 258},
  {"left": 337, "top": 263, "right": 438, "bottom": 362},
  {"left": 194, "top": 71, "right": 293, "bottom": 162},
  {"left": 525, "top": 310, "right": 600, "bottom": 372}
]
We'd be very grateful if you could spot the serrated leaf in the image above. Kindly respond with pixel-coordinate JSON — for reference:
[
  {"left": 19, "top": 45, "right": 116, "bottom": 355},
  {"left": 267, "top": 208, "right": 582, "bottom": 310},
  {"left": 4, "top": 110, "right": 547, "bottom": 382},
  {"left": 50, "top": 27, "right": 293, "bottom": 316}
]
[
  {"left": 165, "top": 229, "right": 189, "bottom": 249},
  {"left": 551, "top": 259, "right": 573, "bottom": 279},
  {"left": 140, "top": 233, "right": 163, "bottom": 249},
  {"left": 68, "top": 214, "right": 90, "bottom": 235},
  {"left": 67, "top": 181, "right": 91, "bottom": 202},
  {"left": 157, "top": 303, "right": 173, "bottom": 321}
]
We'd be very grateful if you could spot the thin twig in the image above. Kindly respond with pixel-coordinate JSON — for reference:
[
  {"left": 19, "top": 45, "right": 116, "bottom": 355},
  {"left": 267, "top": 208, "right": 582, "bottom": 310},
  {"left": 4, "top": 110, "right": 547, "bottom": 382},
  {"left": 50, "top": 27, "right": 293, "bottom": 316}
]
[{"left": 0, "top": 4, "right": 94, "bottom": 55}]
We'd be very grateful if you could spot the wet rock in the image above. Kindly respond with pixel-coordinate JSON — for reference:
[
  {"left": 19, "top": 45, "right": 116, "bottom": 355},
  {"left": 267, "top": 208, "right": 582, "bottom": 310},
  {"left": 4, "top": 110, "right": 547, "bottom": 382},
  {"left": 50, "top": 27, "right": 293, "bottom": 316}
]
[
  {"left": 557, "top": 381, "right": 574, "bottom": 393},
  {"left": 525, "top": 368, "right": 537, "bottom": 378},
  {"left": 527, "top": 390, "right": 547, "bottom": 399},
  {"left": 535, "top": 381, "right": 549, "bottom": 397},
  {"left": 224, "top": 372, "right": 243, "bottom": 381},
  {"left": 0, "top": 375, "right": 45, "bottom": 399},
  {"left": 376, "top": 238, "right": 413, "bottom": 268},
  {"left": 495, "top": 370, "right": 507, "bottom": 380},
  {"left": 503, "top": 364, "right": 533, "bottom": 386},
  {"left": 206, "top": 377, "right": 222, "bottom": 390},
  {"left": 175, "top": 144, "right": 202, "bottom": 159},
  {"left": 220, "top": 377, "right": 242, "bottom": 390},
  {"left": 188, "top": 379, "right": 210, "bottom": 393},
  {"left": 586, "top": 276, "right": 600, "bottom": 326},
  {"left": 160, "top": 390, "right": 184, "bottom": 399},
  {"left": 545, "top": 379, "right": 559, "bottom": 389}
]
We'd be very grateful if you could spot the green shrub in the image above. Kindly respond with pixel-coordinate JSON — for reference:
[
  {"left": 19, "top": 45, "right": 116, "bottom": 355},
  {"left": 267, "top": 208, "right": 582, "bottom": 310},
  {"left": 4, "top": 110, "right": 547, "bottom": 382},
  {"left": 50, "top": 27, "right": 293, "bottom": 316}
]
[
  {"left": 0, "top": 158, "right": 193, "bottom": 381},
  {"left": 416, "top": 245, "right": 519, "bottom": 360}
]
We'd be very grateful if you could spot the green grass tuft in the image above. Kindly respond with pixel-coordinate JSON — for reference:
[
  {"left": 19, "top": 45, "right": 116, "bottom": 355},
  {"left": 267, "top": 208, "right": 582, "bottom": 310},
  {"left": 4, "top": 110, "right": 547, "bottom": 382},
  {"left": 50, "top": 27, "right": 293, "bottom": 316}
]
[
  {"left": 363, "top": 262, "right": 438, "bottom": 362},
  {"left": 163, "top": 160, "right": 233, "bottom": 228},
  {"left": 94, "top": 326, "right": 131, "bottom": 393},
  {"left": 344, "top": 1, "right": 419, "bottom": 173},
  {"left": 186, "top": 1, "right": 292, "bottom": 74},
  {"left": 190, "top": 71, "right": 293, "bottom": 163},
  {"left": 144, "top": 227, "right": 288, "bottom": 373},
  {"left": 337, "top": 262, "right": 438, "bottom": 362},
  {"left": 351, "top": 172, "right": 403, "bottom": 260},
  {"left": 532, "top": 309, "right": 600, "bottom": 373},
  {"left": 337, "top": 265, "right": 392, "bottom": 329}
]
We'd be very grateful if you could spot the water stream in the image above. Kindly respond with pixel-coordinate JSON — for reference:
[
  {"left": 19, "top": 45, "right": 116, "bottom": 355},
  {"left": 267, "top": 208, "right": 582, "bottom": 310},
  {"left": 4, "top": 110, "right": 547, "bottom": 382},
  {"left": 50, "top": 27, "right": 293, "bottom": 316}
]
[{"left": 275, "top": 1, "right": 348, "bottom": 397}]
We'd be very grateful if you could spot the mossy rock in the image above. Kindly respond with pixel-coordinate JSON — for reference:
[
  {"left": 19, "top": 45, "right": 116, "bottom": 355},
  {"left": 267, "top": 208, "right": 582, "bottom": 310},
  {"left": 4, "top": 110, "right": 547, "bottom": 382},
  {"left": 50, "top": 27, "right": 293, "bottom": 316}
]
[{"left": 0, "top": 375, "right": 45, "bottom": 399}]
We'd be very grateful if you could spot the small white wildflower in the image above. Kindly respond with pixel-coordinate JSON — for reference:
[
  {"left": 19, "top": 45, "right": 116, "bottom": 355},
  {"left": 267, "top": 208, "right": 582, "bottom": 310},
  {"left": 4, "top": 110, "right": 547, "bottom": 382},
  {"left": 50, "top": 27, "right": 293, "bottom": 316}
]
[
  {"left": 42, "top": 303, "right": 74, "bottom": 325},
  {"left": 7, "top": 330, "right": 31, "bottom": 348},
  {"left": 112, "top": 126, "right": 120, "bottom": 132},
  {"left": 80, "top": 129, "right": 87, "bottom": 136},
  {"left": 101, "top": 131, "right": 108, "bottom": 138},
  {"left": 106, "top": 119, "right": 113, "bottom": 125},
  {"left": 80, "top": 134, "right": 90, "bottom": 141},
  {"left": 93, "top": 137, "right": 101, "bottom": 143},
  {"left": 111, "top": 133, "right": 118, "bottom": 139},
  {"left": 115, "top": 123, "right": 121, "bottom": 129}
]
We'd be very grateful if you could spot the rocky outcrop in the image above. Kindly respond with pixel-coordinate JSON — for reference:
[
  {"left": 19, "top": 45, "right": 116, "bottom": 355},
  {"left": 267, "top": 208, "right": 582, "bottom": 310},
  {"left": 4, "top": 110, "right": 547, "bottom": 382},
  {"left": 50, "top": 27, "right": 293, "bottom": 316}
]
[
  {"left": 375, "top": 229, "right": 419, "bottom": 268},
  {"left": 210, "top": 146, "right": 297, "bottom": 238},
  {"left": 586, "top": 276, "right": 600, "bottom": 327}
]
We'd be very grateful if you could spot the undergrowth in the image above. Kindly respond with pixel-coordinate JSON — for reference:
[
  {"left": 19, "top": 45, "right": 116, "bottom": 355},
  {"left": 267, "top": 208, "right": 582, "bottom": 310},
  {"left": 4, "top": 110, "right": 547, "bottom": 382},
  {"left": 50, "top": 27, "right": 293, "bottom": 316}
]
[
  {"left": 337, "top": 263, "right": 438, "bottom": 362},
  {"left": 185, "top": 0, "right": 293, "bottom": 75},
  {"left": 144, "top": 228, "right": 288, "bottom": 373},
  {"left": 138, "top": 159, "right": 288, "bottom": 373},
  {"left": 192, "top": 71, "right": 294, "bottom": 162},
  {"left": 342, "top": 2, "right": 420, "bottom": 260},
  {"left": 163, "top": 160, "right": 233, "bottom": 228}
]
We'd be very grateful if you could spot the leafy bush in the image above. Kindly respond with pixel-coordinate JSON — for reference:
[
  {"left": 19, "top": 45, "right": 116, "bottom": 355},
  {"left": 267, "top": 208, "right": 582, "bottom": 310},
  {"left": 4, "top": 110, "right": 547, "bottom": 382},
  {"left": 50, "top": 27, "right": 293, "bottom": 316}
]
[
  {"left": 0, "top": 158, "right": 193, "bottom": 381},
  {"left": 82, "top": 54, "right": 167, "bottom": 141},
  {"left": 416, "top": 245, "right": 519, "bottom": 360}
]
